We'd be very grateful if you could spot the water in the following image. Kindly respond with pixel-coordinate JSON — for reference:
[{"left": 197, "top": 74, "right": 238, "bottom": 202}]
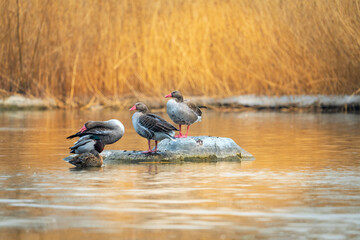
[{"left": 0, "top": 110, "right": 359, "bottom": 239}]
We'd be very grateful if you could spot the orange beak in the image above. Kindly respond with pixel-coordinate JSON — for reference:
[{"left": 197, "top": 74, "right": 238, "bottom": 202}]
[{"left": 79, "top": 125, "right": 87, "bottom": 133}]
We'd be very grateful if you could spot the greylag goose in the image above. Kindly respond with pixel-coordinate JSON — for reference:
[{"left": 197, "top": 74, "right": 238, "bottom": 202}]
[
  {"left": 67, "top": 119, "right": 125, "bottom": 145},
  {"left": 68, "top": 135, "right": 104, "bottom": 167},
  {"left": 69, "top": 135, "right": 104, "bottom": 155},
  {"left": 129, "top": 102, "right": 178, "bottom": 153},
  {"left": 165, "top": 90, "right": 204, "bottom": 138}
]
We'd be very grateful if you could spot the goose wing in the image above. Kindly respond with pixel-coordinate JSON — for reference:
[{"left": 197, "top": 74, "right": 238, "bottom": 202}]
[
  {"left": 67, "top": 127, "right": 112, "bottom": 139},
  {"left": 185, "top": 101, "right": 202, "bottom": 116},
  {"left": 69, "top": 136, "right": 96, "bottom": 154},
  {"left": 70, "top": 136, "right": 93, "bottom": 150},
  {"left": 139, "top": 114, "right": 178, "bottom": 134}
]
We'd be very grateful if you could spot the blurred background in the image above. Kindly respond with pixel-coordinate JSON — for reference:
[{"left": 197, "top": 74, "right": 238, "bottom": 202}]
[{"left": 0, "top": 0, "right": 359, "bottom": 107}]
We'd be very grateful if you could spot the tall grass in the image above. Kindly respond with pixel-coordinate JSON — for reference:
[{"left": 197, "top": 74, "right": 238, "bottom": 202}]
[{"left": 0, "top": 0, "right": 359, "bottom": 105}]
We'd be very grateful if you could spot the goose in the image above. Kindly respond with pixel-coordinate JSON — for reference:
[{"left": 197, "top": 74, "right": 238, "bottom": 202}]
[
  {"left": 165, "top": 90, "right": 204, "bottom": 138},
  {"left": 68, "top": 152, "right": 103, "bottom": 168},
  {"left": 67, "top": 119, "right": 125, "bottom": 145},
  {"left": 129, "top": 102, "right": 178, "bottom": 153},
  {"left": 67, "top": 135, "right": 104, "bottom": 167},
  {"left": 69, "top": 135, "right": 104, "bottom": 155}
]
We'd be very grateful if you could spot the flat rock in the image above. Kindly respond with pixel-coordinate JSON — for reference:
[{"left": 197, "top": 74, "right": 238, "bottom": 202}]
[
  {"left": 64, "top": 136, "right": 254, "bottom": 164},
  {"left": 220, "top": 95, "right": 360, "bottom": 108},
  {"left": 0, "top": 95, "right": 56, "bottom": 109}
]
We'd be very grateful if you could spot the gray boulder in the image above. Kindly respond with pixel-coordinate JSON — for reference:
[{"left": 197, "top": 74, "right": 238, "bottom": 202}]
[
  {"left": 157, "top": 136, "right": 253, "bottom": 160},
  {"left": 64, "top": 136, "right": 254, "bottom": 164}
]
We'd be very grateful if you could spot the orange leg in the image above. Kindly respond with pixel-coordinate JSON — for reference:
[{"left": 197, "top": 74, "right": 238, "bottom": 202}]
[
  {"left": 176, "top": 125, "right": 190, "bottom": 138},
  {"left": 142, "top": 139, "right": 153, "bottom": 153},
  {"left": 154, "top": 141, "right": 158, "bottom": 153},
  {"left": 183, "top": 125, "right": 190, "bottom": 137},
  {"left": 174, "top": 124, "right": 183, "bottom": 138},
  {"left": 175, "top": 125, "right": 191, "bottom": 138}
]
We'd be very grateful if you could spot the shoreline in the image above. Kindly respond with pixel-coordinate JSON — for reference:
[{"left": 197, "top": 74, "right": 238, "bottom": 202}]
[{"left": 0, "top": 94, "right": 359, "bottom": 112}]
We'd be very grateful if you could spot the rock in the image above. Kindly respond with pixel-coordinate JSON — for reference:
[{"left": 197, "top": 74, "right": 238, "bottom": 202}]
[
  {"left": 157, "top": 136, "right": 253, "bottom": 160},
  {"left": 220, "top": 95, "right": 360, "bottom": 109},
  {"left": 63, "top": 136, "right": 254, "bottom": 164},
  {"left": 0, "top": 95, "right": 56, "bottom": 109}
]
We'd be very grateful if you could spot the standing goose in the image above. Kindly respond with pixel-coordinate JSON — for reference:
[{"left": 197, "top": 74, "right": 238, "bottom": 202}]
[
  {"left": 130, "top": 102, "right": 178, "bottom": 153},
  {"left": 67, "top": 135, "right": 104, "bottom": 167},
  {"left": 165, "top": 90, "right": 204, "bottom": 138},
  {"left": 67, "top": 119, "right": 125, "bottom": 146}
]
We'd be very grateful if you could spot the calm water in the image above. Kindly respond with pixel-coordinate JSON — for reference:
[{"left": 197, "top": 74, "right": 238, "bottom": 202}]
[{"left": 0, "top": 110, "right": 359, "bottom": 240}]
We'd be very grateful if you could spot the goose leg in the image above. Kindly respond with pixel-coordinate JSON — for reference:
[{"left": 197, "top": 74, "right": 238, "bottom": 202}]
[
  {"left": 174, "top": 124, "right": 183, "bottom": 138},
  {"left": 154, "top": 141, "right": 158, "bottom": 153},
  {"left": 142, "top": 139, "right": 153, "bottom": 154},
  {"left": 183, "top": 125, "right": 190, "bottom": 137}
]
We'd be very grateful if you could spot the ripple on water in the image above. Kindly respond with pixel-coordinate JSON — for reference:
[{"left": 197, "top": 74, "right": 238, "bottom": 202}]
[{"left": 0, "top": 111, "right": 360, "bottom": 239}]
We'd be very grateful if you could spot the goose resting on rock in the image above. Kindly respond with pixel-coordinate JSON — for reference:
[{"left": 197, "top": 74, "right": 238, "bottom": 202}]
[
  {"left": 67, "top": 135, "right": 104, "bottom": 167},
  {"left": 165, "top": 90, "right": 204, "bottom": 138},
  {"left": 68, "top": 152, "right": 103, "bottom": 168},
  {"left": 67, "top": 119, "right": 125, "bottom": 146},
  {"left": 130, "top": 102, "right": 178, "bottom": 153},
  {"left": 66, "top": 119, "right": 124, "bottom": 167}
]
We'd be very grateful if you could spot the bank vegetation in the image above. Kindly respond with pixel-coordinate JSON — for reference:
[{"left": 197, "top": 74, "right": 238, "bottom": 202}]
[{"left": 0, "top": 0, "right": 359, "bottom": 106}]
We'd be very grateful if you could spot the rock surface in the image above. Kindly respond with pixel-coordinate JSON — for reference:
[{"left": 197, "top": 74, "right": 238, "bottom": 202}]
[
  {"left": 0, "top": 95, "right": 56, "bottom": 109},
  {"left": 157, "top": 136, "right": 252, "bottom": 160},
  {"left": 64, "top": 136, "right": 254, "bottom": 164},
  {"left": 219, "top": 95, "right": 360, "bottom": 109}
]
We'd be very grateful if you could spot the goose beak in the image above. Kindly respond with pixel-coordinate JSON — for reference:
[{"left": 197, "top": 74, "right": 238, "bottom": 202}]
[
  {"left": 79, "top": 125, "right": 87, "bottom": 133},
  {"left": 129, "top": 105, "right": 136, "bottom": 111},
  {"left": 165, "top": 93, "right": 172, "bottom": 98}
]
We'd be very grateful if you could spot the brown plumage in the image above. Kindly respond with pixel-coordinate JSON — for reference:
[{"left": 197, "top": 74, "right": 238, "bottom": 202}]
[
  {"left": 138, "top": 113, "right": 179, "bottom": 137},
  {"left": 185, "top": 101, "right": 203, "bottom": 117},
  {"left": 68, "top": 152, "right": 103, "bottom": 168}
]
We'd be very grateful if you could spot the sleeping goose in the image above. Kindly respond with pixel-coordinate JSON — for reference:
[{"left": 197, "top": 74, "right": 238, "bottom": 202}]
[
  {"left": 68, "top": 153, "right": 103, "bottom": 168},
  {"left": 67, "top": 135, "right": 104, "bottom": 167},
  {"left": 129, "top": 102, "right": 178, "bottom": 153},
  {"left": 67, "top": 119, "right": 125, "bottom": 146},
  {"left": 165, "top": 90, "right": 204, "bottom": 138}
]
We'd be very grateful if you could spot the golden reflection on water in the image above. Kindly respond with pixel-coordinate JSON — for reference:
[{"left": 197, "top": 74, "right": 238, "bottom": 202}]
[{"left": 0, "top": 110, "right": 359, "bottom": 239}]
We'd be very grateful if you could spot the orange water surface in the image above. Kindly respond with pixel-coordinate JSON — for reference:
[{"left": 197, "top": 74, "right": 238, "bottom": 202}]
[{"left": 0, "top": 110, "right": 359, "bottom": 239}]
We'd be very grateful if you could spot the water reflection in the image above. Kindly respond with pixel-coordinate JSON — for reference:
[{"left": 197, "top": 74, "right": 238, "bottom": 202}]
[{"left": 0, "top": 110, "right": 359, "bottom": 239}]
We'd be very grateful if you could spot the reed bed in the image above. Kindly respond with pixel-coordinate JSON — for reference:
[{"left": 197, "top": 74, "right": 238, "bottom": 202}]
[{"left": 0, "top": 0, "right": 359, "bottom": 106}]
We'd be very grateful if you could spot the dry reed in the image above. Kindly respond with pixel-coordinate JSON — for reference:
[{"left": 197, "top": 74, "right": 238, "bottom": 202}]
[{"left": 0, "top": 0, "right": 359, "bottom": 105}]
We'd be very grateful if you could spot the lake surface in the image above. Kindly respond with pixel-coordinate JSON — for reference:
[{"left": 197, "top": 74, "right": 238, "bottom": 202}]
[{"left": 0, "top": 109, "right": 359, "bottom": 239}]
